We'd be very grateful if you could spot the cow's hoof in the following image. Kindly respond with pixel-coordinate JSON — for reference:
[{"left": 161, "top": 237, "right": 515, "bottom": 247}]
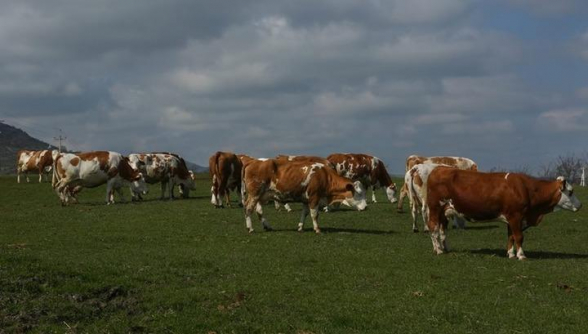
[
  {"left": 397, "top": 209, "right": 404, "bottom": 213},
  {"left": 263, "top": 226, "right": 273, "bottom": 232},
  {"left": 298, "top": 227, "right": 304, "bottom": 232},
  {"left": 508, "top": 253, "right": 516, "bottom": 259},
  {"left": 412, "top": 228, "right": 419, "bottom": 233},
  {"left": 314, "top": 229, "right": 321, "bottom": 234},
  {"left": 247, "top": 228, "right": 254, "bottom": 234},
  {"left": 517, "top": 256, "right": 527, "bottom": 261}
]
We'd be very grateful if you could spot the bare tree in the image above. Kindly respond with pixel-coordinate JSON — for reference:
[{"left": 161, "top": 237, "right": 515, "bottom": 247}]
[{"left": 538, "top": 154, "right": 585, "bottom": 184}]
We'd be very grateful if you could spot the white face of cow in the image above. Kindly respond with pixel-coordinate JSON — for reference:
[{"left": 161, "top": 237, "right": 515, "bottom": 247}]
[
  {"left": 556, "top": 176, "right": 582, "bottom": 212},
  {"left": 343, "top": 180, "right": 367, "bottom": 211},
  {"left": 386, "top": 184, "right": 397, "bottom": 203},
  {"left": 130, "top": 173, "right": 149, "bottom": 195}
]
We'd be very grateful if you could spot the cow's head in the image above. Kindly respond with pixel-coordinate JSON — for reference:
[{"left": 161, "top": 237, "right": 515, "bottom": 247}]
[
  {"left": 342, "top": 180, "right": 368, "bottom": 211},
  {"left": 130, "top": 171, "right": 149, "bottom": 195},
  {"left": 386, "top": 183, "right": 397, "bottom": 203},
  {"left": 556, "top": 176, "right": 581, "bottom": 212}
]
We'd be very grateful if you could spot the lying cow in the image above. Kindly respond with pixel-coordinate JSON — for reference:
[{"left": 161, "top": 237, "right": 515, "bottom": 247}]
[
  {"left": 209, "top": 151, "right": 243, "bottom": 208},
  {"left": 242, "top": 158, "right": 367, "bottom": 233},
  {"left": 16, "top": 149, "right": 56, "bottom": 183},
  {"left": 52, "top": 151, "right": 148, "bottom": 205},
  {"left": 327, "top": 153, "right": 397, "bottom": 205},
  {"left": 397, "top": 155, "right": 477, "bottom": 212},
  {"left": 425, "top": 167, "right": 581, "bottom": 259},
  {"left": 404, "top": 163, "right": 466, "bottom": 232},
  {"left": 129, "top": 152, "right": 196, "bottom": 200}
]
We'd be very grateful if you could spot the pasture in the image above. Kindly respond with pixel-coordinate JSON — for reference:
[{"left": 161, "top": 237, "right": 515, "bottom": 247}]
[{"left": 1, "top": 174, "right": 587, "bottom": 333}]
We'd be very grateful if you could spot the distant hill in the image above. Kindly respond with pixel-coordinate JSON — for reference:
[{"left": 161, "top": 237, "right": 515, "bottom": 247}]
[
  {"left": 184, "top": 160, "right": 208, "bottom": 173},
  {"left": 0, "top": 122, "right": 57, "bottom": 174}
]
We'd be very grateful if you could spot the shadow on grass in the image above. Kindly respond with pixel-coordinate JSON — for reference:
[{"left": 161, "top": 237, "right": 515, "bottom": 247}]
[
  {"left": 460, "top": 225, "right": 500, "bottom": 231},
  {"left": 468, "top": 248, "right": 588, "bottom": 259},
  {"left": 267, "top": 227, "right": 394, "bottom": 235}
]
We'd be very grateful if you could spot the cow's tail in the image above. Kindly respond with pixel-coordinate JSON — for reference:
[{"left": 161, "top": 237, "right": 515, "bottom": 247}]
[
  {"left": 51, "top": 151, "right": 60, "bottom": 189},
  {"left": 408, "top": 166, "right": 422, "bottom": 208}
]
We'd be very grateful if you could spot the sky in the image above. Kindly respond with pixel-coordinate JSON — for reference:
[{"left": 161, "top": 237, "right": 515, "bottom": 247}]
[{"left": 1, "top": 0, "right": 588, "bottom": 173}]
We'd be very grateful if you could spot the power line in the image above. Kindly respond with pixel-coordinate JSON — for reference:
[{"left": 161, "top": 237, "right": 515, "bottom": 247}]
[{"left": 54, "top": 129, "right": 67, "bottom": 153}]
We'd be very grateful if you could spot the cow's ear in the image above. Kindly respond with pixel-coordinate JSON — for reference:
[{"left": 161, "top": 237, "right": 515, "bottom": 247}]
[
  {"left": 557, "top": 176, "right": 566, "bottom": 190},
  {"left": 346, "top": 183, "right": 355, "bottom": 193}
]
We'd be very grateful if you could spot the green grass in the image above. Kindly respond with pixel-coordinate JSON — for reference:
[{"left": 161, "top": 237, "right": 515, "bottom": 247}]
[{"left": 1, "top": 174, "right": 588, "bottom": 333}]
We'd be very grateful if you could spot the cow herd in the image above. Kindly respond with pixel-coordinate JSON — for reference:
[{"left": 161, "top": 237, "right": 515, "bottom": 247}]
[{"left": 16, "top": 149, "right": 583, "bottom": 260}]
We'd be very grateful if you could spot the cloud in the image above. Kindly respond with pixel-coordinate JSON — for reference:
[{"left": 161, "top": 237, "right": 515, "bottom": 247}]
[{"left": 537, "top": 108, "right": 588, "bottom": 132}]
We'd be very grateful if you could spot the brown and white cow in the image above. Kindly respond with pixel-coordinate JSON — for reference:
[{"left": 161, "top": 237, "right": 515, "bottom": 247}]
[
  {"left": 52, "top": 151, "right": 148, "bottom": 205},
  {"left": 404, "top": 163, "right": 467, "bottom": 232},
  {"left": 209, "top": 151, "right": 243, "bottom": 208},
  {"left": 129, "top": 152, "right": 196, "bottom": 200},
  {"left": 242, "top": 158, "right": 367, "bottom": 233},
  {"left": 397, "top": 155, "right": 478, "bottom": 212},
  {"left": 425, "top": 167, "right": 581, "bottom": 259},
  {"left": 326, "top": 153, "right": 397, "bottom": 205},
  {"left": 16, "top": 150, "right": 56, "bottom": 183}
]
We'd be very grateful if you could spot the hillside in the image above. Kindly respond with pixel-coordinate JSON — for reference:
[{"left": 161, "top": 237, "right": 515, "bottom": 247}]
[{"left": 0, "top": 122, "right": 57, "bottom": 174}]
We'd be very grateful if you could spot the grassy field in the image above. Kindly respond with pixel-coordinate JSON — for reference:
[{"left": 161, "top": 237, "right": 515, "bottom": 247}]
[{"left": 1, "top": 174, "right": 588, "bottom": 334}]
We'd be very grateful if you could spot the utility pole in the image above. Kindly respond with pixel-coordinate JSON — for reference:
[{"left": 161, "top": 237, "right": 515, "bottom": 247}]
[{"left": 53, "top": 129, "right": 67, "bottom": 153}]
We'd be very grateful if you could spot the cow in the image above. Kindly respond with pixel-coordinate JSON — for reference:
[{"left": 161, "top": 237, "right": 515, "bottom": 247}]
[
  {"left": 52, "top": 151, "right": 148, "bottom": 205},
  {"left": 397, "top": 155, "right": 478, "bottom": 213},
  {"left": 209, "top": 151, "right": 243, "bottom": 208},
  {"left": 242, "top": 158, "right": 367, "bottom": 233},
  {"left": 425, "top": 167, "right": 581, "bottom": 259},
  {"left": 16, "top": 150, "right": 56, "bottom": 183},
  {"left": 404, "top": 163, "right": 467, "bottom": 232},
  {"left": 128, "top": 153, "right": 196, "bottom": 200},
  {"left": 326, "top": 153, "right": 397, "bottom": 205}
]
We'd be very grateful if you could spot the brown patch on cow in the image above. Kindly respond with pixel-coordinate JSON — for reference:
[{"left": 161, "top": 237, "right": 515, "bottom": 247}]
[
  {"left": 78, "top": 151, "right": 110, "bottom": 172},
  {"left": 70, "top": 157, "right": 80, "bottom": 166},
  {"left": 118, "top": 158, "right": 139, "bottom": 181}
]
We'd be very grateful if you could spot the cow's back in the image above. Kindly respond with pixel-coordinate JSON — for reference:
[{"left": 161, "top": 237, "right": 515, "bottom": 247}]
[{"left": 427, "top": 168, "right": 527, "bottom": 221}]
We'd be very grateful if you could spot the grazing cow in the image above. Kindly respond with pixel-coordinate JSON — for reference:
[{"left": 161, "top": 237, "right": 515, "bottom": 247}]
[
  {"left": 128, "top": 153, "right": 196, "bottom": 200},
  {"left": 52, "top": 151, "right": 148, "bottom": 205},
  {"left": 404, "top": 163, "right": 466, "bottom": 232},
  {"left": 209, "top": 151, "right": 243, "bottom": 208},
  {"left": 242, "top": 158, "right": 367, "bottom": 233},
  {"left": 425, "top": 167, "right": 581, "bottom": 259},
  {"left": 16, "top": 150, "right": 56, "bottom": 183},
  {"left": 397, "top": 155, "right": 478, "bottom": 212},
  {"left": 326, "top": 153, "right": 397, "bottom": 205}
]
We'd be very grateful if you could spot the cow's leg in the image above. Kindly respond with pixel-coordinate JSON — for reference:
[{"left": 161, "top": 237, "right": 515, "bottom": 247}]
[
  {"left": 244, "top": 197, "right": 258, "bottom": 233},
  {"left": 105, "top": 180, "right": 115, "bottom": 204},
  {"left": 38, "top": 172, "right": 43, "bottom": 183},
  {"left": 411, "top": 201, "right": 419, "bottom": 233},
  {"left": 283, "top": 203, "right": 292, "bottom": 212},
  {"left": 256, "top": 202, "right": 272, "bottom": 231},
  {"left": 309, "top": 200, "right": 321, "bottom": 234},
  {"left": 439, "top": 214, "right": 449, "bottom": 252},
  {"left": 237, "top": 184, "right": 243, "bottom": 207},
  {"left": 55, "top": 181, "right": 68, "bottom": 206},
  {"left": 298, "top": 203, "right": 310, "bottom": 232},
  {"left": 25, "top": 172, "right": 30, "bottom": 183},
  {"left": 427, "top": 207, "right": 443, "bottom": 254},
  {"left": 371, "top": 186, "right": 377, "bottom": 203},
  {"left": 225, "top": 191, "right": 231, "bottom": 208},
  {"left": 507, "top": 226, "right": 516, "bottom": 259},
  {"left": 274, "top": 201, "right": 281, "bottom": 211},
  {"left": 17, "top": 170, "right": 21, "bottom": 183},
  {"left": 397, "top": 183, "right": 407, "bottom": 212},
  {"left": 511, "top": 226, "right": 526, "bottom": 260}
]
